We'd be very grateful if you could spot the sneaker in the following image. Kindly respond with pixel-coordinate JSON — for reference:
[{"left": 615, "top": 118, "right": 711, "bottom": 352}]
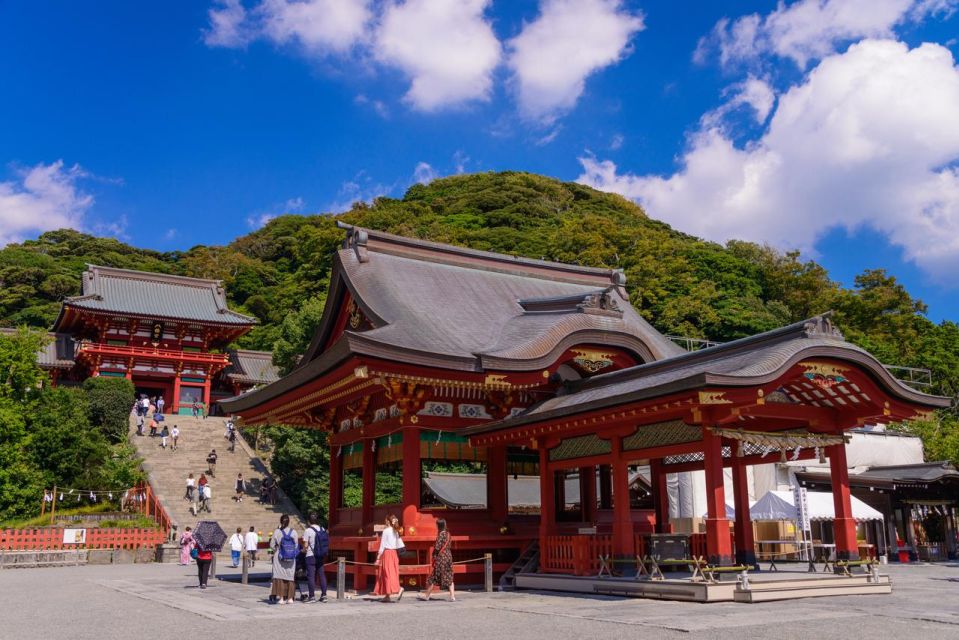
[
  {"left": 319, "top": 595, "right": 328, "bottom": 603},
  {"left": 305, "top": 597, "right": 316, "bottom": 603}
]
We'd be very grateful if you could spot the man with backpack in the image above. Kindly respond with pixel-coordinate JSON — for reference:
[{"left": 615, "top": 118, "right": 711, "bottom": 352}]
[
  {"left": 269, "top": 514, "right": 299, "bottom": 605},
  {"left": 301, "top": 513, "right": 330, "bottom": 603},
  {"left": 206, "top": 449, "right": 217, "bottom": 477}
]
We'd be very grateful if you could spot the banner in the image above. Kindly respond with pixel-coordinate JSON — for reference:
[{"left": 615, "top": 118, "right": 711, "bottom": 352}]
[{"left": 63, "top": 528, "right": 87, "bottom": 544}]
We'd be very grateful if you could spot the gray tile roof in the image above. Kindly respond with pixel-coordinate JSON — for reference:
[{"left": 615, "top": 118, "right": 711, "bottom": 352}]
[
  {"left": 0, "top": 329, "right": 75, "bottom": 369},
  {"left": 304, "top": 224, "right": 683, "bottom": 370},
  {"left": 61, "top": 265, "right": 256, "bottom": 326},
  {"left": 226, "top": 349, "right": 281, "bottom": 385},
  {"left": 465, "top": 314, "right": 951, "bottom": 434}
]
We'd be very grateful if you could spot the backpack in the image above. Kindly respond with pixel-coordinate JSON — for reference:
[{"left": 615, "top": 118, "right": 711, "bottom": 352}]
[
  {"left": 311, "top": 525, "right": 329, "bottom": 560},
  {"left": 278, "top": 528, "right": 298, "bottom": 561}
]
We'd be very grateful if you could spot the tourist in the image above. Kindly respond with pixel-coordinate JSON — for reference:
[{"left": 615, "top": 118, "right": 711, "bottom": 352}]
[
  {"left": 199, "top": 484, "right": 212, "bottom": 513},
  {"left": 160, "top": 423, "right": 169, "bottom": 448},
  {"left": 206, "top": 449, "right": 217, "bottom": 477},
  {"left": 135, "top": 413, "right": 144, "bottom": 436},
  {"left": 269, "top": 514, "right": 299, "bottom": 605},
  {"left": 139, "top": 395, "right": 149, "bottom": 417},
  {"left": 156, "top": 395, "right": 165, "bottom": 415},
  {"left": 178, "top": 526, "right": 195, "bottom": 566},
  {"left": 302, "top": 513, "right": 329, "bottom": 603},
  {"left": 195, "top": 546, "right": 213, "bottom": 590},
  {"left": 228, "top": 427, "right": 237, "bottom": 453},
  {"left": 260, "top": 477, "right": 276, "bottom": 504},
  {"left": 150, "top": 396, "right": 158, "bottom": 414},
  {"left": 148, "top": 416, "right": 158, "bottom": 437},
  {"left": 185, "top": 473, "right": 195, "bottom": 501},
  {"left": 374, "top": 514, "right": 405, "bottom": 602},
  {"left": 245, "top": 526, "right": 259, "bottom": 567},
  {"left": 419, "top": 519, "right": 455, "bottom": 601},
  {"left": 234, "top": 473, "right": 245, "bottom": 502},
  {"left": 229, "top": 527, "right": 244, "bottom": 568},
  {"left": 225, "top": 418, "right": 234, "bottom": 439},
  {"left": 171, "top": 425, "right": 179, "bottom": 451}
]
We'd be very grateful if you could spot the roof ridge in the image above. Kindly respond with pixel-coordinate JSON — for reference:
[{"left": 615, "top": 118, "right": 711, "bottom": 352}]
[
  {"left": 336, "top": 222, "right": 626, "bottom": 285},
  {"left": 84, "top": 264, "right": 224, "bottom": 288}
]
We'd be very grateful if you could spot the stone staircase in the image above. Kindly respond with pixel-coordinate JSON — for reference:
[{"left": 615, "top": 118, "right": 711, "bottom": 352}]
[{"left": 129, "top": 414, "right": 305, "bottom": 549}]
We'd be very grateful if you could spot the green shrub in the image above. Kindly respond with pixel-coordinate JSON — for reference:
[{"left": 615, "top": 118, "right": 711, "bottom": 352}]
[{"left": 83, "top": 377, "right": 135, "bottom": 443}]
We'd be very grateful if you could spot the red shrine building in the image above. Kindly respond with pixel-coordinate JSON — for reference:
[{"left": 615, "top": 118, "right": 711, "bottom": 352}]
[
  {"left": 222, "top": 225, "right": 950, "bottom": 587},
  {"left": 39, "top": 265, "right": 278, "bottom": 413}
]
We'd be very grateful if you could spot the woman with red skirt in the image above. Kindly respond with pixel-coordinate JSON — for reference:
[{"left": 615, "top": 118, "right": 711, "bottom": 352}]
[{"left": 374, "top": 514, "right": 405, "bottom": 602}]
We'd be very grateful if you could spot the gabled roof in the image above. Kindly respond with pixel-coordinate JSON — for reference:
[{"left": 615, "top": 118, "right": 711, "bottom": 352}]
[
  {"left": 54, "top": 265, "right": 257, "bottom": 328},
  {"left": 465, "top": 314, "right": 951, "bottom": 434},
  {"left": 225, "top": 349, "right": 281, "bottom": 386},
  {"left": 299, "top": 224, "right": 683, "bottom": 371},
  {"left": 798, "top": 461, "right": 959, "bottom": 487},
  {"left": 0, "top": 328, "right": 76, "bottom": 369}
]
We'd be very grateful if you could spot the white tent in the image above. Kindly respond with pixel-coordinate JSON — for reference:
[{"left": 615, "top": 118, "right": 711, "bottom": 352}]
[
  {"left": 750, "top": 490, "right": 883, "bottom": 522},
  {"left": 698, "top": 501, "right": 737, "bottom": 519}
]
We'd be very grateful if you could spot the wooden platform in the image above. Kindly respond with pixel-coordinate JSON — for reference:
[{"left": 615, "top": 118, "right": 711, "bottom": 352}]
[{"left": 514, "top": 570, "right": 892, "bottom": 603}]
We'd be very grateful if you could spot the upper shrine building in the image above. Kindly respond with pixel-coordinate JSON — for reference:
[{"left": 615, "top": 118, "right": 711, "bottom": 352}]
[
  {"left": 29, "top": 265, "right": 279, "bottom": 413},
  {"left": 222, "top": 224, "right": 950, "bottom": 588}
]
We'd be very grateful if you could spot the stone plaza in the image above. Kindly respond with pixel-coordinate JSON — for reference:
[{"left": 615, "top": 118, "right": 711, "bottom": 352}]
[{"left": 1, "top": 562, "right": 957, "bottom": 640}]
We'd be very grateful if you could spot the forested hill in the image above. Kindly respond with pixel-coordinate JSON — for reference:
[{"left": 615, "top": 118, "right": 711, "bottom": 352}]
[{"left": 1, "top": 171, "right": 957, "bottom": 458}]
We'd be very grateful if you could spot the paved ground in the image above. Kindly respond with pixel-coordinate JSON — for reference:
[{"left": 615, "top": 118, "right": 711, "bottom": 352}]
[{"left": 0, "top": 562, "right": 957, "bottom": 640}]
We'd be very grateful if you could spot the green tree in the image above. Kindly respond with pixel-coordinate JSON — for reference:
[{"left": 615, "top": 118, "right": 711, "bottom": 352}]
[{"left": 83, "top": 377, "right": 136, "bottom": 443}]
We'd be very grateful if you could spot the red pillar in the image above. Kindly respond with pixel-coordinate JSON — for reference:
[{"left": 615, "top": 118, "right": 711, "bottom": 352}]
[
  {"left": 328, "top": 444, "right": 343, "bottom": 529},
  {"left": 202, "top": 378, "right": 212, "bottom": 415},
  {"left": 401, "top": 428, "right": 421, "bottom": 531},
  {"left": 828, "top": 443, "right": 860, "bottom": 562},
  {"left": 731, "top": 457, "right": 756, "bottom": 567},
  {"left": 580, "top": 466, "right": 597, "bottom": 523},
  {"left": 611, "top": 438, "right": 635, "bottom": 558},
  {"left": 650, "top": 459, "right": 671, "bottom": 533},
  {"left": 172, "top": 375, "right": 181, "bottom": 414},
  {"left": 361, "top": 439, "right": 375, "bottom": 532},
  {"left": 703, "top": 428, "right": 733, "bottom": 565},
  {"left": 487, "top": 445, "right": 508, "bottom": 523},
  {"left": 538, "top": 446, "right": 554, "bottom": 547}
]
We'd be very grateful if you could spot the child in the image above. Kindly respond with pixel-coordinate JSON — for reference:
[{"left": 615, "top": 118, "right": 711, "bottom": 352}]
[
  {"left": 160, "top": 424, "right": 169, "bottom": 448},
  {"left": 171, "top": 425, "right": 179, "bottom": 451}
]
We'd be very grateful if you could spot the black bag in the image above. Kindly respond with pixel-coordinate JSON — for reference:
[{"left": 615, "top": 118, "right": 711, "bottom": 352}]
[{"left": 311, "top": 525, "right": 330, "bottom": 560}]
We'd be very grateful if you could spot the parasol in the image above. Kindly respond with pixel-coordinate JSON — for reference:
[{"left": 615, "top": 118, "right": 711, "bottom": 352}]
[
  {"left": 154, "top": 413, "right": 165, "bottom": 422},
  {"left": 193, "top": 520, "right": 227, "bottom": 551}
]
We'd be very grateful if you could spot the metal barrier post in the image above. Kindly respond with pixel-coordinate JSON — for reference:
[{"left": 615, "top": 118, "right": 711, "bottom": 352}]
[
  {"left": 484, "top": 553, "right": 493, "bottom": 593},
  {"left": 210, "top": 552, "right": 217, "bottom": 579},
  {"left": 337, "top": 557, "right": 346, "bottom": 600},
  {"left": 241, "top": 552, "right": 248, "bottom": 584}
]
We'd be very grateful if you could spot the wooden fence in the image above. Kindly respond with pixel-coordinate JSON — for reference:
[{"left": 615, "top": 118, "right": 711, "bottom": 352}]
[{"left": 0, "top": 527, "right": 166, "bottom": 551}]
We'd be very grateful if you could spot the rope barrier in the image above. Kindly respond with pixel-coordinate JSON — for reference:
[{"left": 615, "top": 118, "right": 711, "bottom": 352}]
[{"left": 452, "top": 556, "right": 489, "bottom": 564}]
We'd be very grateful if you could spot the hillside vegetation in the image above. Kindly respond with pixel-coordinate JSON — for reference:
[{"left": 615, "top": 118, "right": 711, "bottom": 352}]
[{"left": 2, "top": 171, "right": 957, "bottom": 485}]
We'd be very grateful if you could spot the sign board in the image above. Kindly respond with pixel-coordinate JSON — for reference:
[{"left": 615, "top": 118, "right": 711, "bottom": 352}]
[
  {"left": 650, "top": 533, "right": 690, "bottom": 560},
  {"left": 577, "top": 527, "right": 597, "bottom": 535},
  {"left": 63, "top": 528, "right": 87, "bottom": 544},
  {"left": 793, "top": 486, "right": 811, "bottom": 533}
]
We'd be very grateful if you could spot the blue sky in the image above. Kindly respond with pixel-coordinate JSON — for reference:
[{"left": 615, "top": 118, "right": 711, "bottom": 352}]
[{"left": 1, "top": 1, "right": 958, "bottom": 321}]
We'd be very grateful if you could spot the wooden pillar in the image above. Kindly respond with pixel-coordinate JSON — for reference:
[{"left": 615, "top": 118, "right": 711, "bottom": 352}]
[
  {"left": 538, "top": 446, "right": 554, "bottom": 546},
  {"left": 580, "top": 466, "right": 597, "bottom": 523},
  {"left": 703, "top": 428, "right": 733, "bottom": 565},
  {"left": 598, "top": 464, "right": 612, "bottom": 510},
  {"left": 611, "top": 438, "right": 634, "bottom": 558},
  {"left": 328, "top": 444, "right": 343, "bottom": 528},
  {"left": 361, "top": 439, "right": 375, "bottom": 531},
  {"left": 731, "top": 457, "right": 756, "bottom": 567},
  {"left": 172, "top": 375, "right": 181, "bottom": 414},
  {"left": 202, "top": 378, "right": 212, "bottom": 414},
  {"left": 650, "top": 459, "right": 671, "bottom": 533},
  {"left": 401, "top": 427, "right": 420, "bottom": 530},
  {"left": 828, "top": 443, "right": 860, "bottom": 562},
  {"left": 487, "top": 445, "right": 508, "bottom": 523}
]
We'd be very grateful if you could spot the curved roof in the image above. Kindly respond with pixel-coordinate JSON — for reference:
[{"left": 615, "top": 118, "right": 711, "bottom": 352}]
[
  {"left": 225, "top": 350, "right": 281, "bottom": 386},
  {"left": 465, "top": 314, "right": 951, "bottom": 434},
  {"left": 54, "top": 265, "right": 256, "bottom": 328},
  {"left": 300, "top": 224, "right": 682, "bottom": 371}
]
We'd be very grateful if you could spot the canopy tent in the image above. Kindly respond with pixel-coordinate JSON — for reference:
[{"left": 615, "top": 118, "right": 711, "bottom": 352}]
[
  {"left": 698, "top": 501, "right": 738, "bottom": 520},
  {"left": 750, "top": 490, "right": 883, "bottom": 522}
]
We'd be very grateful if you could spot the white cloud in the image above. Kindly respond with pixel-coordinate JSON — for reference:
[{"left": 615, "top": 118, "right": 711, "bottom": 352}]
[
  {"left": 507, "top": 0, "right": 644, "bottom": 121},
  {"left": 260, "top": 0, "right": 372, "bottom": 53},
  {"left": 204, "top": 0, "right": 251, "bottom": 48},
  {"left": 246, "top": 213, "right": 276, "bottom": 229},
  {"left": 609, "top": 133, "right": 624, "bottom": 150},
  {"left": 413, "top": 162, "right": 437, "bottom": 184},
  {"left": 701, "top": 76, "right": 776, "bottom": 128},
  {"left": 164, "top": 228, "right": 178, "bottom": 240},
  {"left": 205, "top": 0, "right": 371, "bottom": 55},
  {"left": 354, "top": 94, "right": 390, "bottom": 118},
  {"left": 578, "top": 40, "right": 959, "bottom": 283},
  {"left": 0, "top": 160, "right": 94, "bottom": 246},
  {"left": 373, "top": 0, "right": 501, "bottom": 111},
  {"left": 697, "top": 0, "right": 956, "bottom": 69}
]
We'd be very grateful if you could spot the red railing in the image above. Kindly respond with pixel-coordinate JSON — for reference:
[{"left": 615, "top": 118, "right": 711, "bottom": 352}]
[
  {"left": 134, "top": 482, "right": 173, "bottom": 535},
  {"left": 0, "top": 527, "right": 165, "bottom": 551},
  {"left": 541, "top": 534, "right": 614, "bottom": 575},
  {"left": 77, "top": 342, "right": 229, "bottom": 365}
]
